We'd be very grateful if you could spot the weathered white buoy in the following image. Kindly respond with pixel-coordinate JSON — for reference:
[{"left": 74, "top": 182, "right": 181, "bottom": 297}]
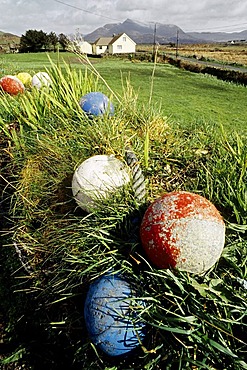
[
  {"left": 140, "top": 191, "right": 225, "bottom": 274},
  {"left": 32, "top": 72, "right": 51, "bottom": 89},
  {"left": 72, "top": 155, "right": 130, "bottom": 212}
]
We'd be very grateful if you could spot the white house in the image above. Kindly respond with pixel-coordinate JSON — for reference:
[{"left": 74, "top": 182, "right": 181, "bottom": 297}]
[
  {"left": 78, "top": 41, "right": 93, "bottom": 54},
  {"left": 74, "top": 40, "right": 92, "bottom": 54},
  {"left": 92, "top": 37, "right": 113, "bottom": 55},
  {"left": 92, "top": 33, "right": 136, "bottom": 55},
  {"left": 108, "top": 33, "right": 136, "bottom": 54}
]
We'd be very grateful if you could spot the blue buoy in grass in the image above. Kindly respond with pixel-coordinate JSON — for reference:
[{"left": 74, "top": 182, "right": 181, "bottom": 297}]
[
  {"left": 84, "top": 273, "right": 146, "bottom": 356},
  {"left": 79, "top": 92, "right": 114, "bottom": 117}
]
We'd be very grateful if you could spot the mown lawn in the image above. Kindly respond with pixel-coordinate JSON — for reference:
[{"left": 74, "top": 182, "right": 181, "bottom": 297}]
[
  {"left": 0, "top": 52, "right": 247, "bottom": 134},
  {"left": 95, "top": 59, "right": 247, "bottom": 133}
]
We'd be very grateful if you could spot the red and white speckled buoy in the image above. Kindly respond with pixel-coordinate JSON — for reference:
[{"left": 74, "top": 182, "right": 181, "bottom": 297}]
[
  {"left": 0, "top": 75, "right": 25, "bottom": 95},
  {"left": 140, "top": 191, "right": 225, "bottom": 274}
]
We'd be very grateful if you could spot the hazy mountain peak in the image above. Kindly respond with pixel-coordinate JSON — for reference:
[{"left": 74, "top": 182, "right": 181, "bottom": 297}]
[{"left": 85, "top": 18, "right": 195, "bottom": 44}]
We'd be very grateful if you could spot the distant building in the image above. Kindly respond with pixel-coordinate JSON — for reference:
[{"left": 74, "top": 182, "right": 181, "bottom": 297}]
[
  {"left": 228, "top": 39, "right": 247, "bottom": 45},
  {"left": 76, "top": 40, "right": 93, "bottom": 54},
  {"left": 108, "top": 33, "right": 136, "bottom": 54},
  {"left": 92, "top": 37, "right": 113, "bottom": 55},
  {"left": 92, "top": 33, "right": 136, "bottom": 55},
  {"left": 8, "top": 43, "right": 19, "bottom": 53}
]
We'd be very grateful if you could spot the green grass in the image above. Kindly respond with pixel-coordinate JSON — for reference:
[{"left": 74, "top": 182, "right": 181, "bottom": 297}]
[
  {"left": 0, "top": 52, "right": 247, "bottom": 369},
  {"left": 0, "top": 52, "right": 247, "bottom": 135},
  {"left": 0, "top": 51, "right": 74, "bottom": 75},
  {"left": 95, "top": 60, "right": 247, "bottom": 134}
]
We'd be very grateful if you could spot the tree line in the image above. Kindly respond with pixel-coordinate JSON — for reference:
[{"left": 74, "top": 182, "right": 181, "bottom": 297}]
[{"left": 19, "top": 30, "right": 70, "bottom": 52}]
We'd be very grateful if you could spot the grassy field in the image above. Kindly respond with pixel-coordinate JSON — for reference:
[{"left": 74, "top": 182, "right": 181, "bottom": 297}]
[
  {"left": 95, "top": 59, "right": 247, "bottom": 134},
  {"left": 137, "top": 43, "right": 247, "bottom": 68},
  {"left": 0, "top": 51, "right": 247, "bottom": 369},
  {"left": 0, "top": 51, "right": 247, "bottom": 134}
]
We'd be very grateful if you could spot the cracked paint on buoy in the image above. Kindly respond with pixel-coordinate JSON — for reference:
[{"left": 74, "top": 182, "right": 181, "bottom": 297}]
[{"left": 140, "top": 191, "right": 225, "bottom": 274}]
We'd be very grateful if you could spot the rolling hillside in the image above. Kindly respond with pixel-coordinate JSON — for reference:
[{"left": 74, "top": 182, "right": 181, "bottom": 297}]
[
  {"left": 188, "top": 30, "right": 247, "bottom": 42},
  {"left": 0, "top": 31, "right": 20, "bottom": 52}
]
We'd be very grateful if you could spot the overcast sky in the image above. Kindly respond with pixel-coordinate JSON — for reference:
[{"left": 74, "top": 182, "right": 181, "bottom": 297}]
[{"left": 1, "top": 0, "right": 247, "bottom": 37}]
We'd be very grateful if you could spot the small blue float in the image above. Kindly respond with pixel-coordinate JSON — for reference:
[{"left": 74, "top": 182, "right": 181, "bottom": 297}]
[
  {"left": 79, "top": 92, "right": 114, "bottom": 117},
  {"left": 84, "top": 273, "right": 146, "bottom": 356}
]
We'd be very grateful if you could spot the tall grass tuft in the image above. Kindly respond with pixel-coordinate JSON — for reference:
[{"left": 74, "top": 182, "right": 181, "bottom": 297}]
[{"left": 0, "top": 53, "right": 246, "bottom": 369}]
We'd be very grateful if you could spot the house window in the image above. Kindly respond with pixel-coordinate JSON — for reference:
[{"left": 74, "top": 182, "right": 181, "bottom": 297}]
[
  {"left": 123, "top": 36, "right": 126, "bottom": 42},
  {"left": 99, "top": 46, "right": 102, "bottom": 49},
  {"left": 117, "top": 45, "right": 122, "bottom": 50}
]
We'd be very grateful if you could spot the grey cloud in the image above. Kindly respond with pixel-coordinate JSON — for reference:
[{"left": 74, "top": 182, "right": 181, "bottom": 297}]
[{"left": 1, "top": 0, "right": 247, "bottom": 36}]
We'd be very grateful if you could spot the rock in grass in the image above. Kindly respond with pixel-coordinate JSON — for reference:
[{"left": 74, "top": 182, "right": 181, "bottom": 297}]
[{"left": 140, "top": 191, "right": 225, "bottom": 274}]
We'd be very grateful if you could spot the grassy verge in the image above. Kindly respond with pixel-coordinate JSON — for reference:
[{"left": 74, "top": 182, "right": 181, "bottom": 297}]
[{"left": 0, "top": 53, "right": 246, "bottom": 369}]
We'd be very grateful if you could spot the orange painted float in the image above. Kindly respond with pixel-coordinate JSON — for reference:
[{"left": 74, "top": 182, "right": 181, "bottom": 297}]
[
  {"left": 0, "top": 75, "right": 25, "bottom": 95},
  {"left": 140, "top": 191, "right": 225, "bottom": 274}
]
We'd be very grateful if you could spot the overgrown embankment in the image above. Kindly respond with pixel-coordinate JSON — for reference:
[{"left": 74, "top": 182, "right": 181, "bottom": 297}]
[
  {"left": 166, "top": 55, "right": 247, "bottom": 85},
  {"left": 131, "top": 51, "right": 247, "bottom": 85}
]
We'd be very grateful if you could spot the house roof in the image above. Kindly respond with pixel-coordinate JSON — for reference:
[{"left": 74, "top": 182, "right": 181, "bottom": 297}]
[
  {"left": 93, "top": 33, "right": 136, "bottom": 47},
  {"left": 77, "top": 40, "right": 92, "bottom": 46},
  {"left": 108, "top": 33, "right": 124, "bottom": 45},
  {"left": 94, "top": 37, "right": 113, "bottom": 46},
  {"left": 108, "top": 33, "right": 136, "bottom": 45}
]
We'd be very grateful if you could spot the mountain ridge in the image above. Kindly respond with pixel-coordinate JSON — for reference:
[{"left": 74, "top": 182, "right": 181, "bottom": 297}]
[
  {"left": 84, "top": 18, "right": 194, "bottom": 44},
  {"left": 1, "top": 19, "right": 247, "bottom": 45},
  {"left": 84, "top": 18, "right": 247, "bottom": 44}
]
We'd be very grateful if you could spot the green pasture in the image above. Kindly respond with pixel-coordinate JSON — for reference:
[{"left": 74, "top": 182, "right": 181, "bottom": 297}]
[
  {"left": 0, "top": 52, "right": 246, "bottom": 369},
  {"left": 0, "top": 52, "right": 247, "bottom": 134}
]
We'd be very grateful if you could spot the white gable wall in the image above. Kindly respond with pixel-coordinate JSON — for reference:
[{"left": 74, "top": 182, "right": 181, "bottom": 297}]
[
  {"left": 109, "top": 34, "right": 136, "bottom": 54},
  {"left": 78, "top": 41, "right": 92, "bottom": 54}
]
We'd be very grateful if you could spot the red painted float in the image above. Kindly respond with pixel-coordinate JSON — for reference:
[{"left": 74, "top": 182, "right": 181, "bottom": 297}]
[
  {"left": 140, "top": 191, "right": 225, "bottom": 274},
  {"left": 0, "top": 75, "right": 25, "bottom": 95}
]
